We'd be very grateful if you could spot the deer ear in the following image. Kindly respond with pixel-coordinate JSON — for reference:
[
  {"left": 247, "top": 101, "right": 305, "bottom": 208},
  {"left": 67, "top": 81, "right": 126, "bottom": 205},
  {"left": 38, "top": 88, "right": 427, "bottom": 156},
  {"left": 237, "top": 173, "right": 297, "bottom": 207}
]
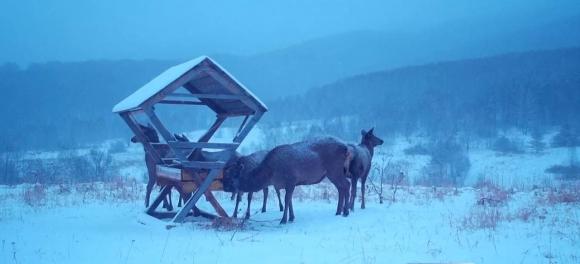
[
  {"left": 361, "top": 129, "right": 367, "bottom": 136},
  {"left": 369, "top": 128, "right": 375, "bottom": 134}
]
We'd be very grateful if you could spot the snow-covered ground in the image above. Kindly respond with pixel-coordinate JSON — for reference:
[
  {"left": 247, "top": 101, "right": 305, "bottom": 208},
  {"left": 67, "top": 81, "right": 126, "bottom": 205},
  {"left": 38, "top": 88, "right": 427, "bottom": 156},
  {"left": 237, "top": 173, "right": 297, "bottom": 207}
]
[
  {"left": 0, "top": 183, "right": 578, "bottom": 264},
  {"left": 2, "top": 126, "right": 579, "bottom": 263}
]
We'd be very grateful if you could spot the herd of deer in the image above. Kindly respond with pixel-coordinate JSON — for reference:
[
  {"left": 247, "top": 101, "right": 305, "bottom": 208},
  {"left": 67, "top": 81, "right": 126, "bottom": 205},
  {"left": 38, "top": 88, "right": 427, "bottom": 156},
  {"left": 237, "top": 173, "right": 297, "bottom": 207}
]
[{"left": 132, "top": 126, "right": 383, "bottom": 224}]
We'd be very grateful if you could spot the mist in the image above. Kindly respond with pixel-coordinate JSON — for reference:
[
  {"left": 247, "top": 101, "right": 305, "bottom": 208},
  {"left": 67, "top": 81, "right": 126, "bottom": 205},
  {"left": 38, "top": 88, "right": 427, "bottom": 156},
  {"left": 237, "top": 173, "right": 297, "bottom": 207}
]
[{"left": 2, "top": 0, "right": 579, "bottom": 65}]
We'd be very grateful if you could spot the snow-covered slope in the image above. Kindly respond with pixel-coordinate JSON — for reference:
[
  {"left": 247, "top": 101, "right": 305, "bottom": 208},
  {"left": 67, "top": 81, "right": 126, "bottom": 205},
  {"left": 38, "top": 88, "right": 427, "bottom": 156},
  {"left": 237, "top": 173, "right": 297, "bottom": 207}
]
[{"left": 0, "top": 183, "right": 577, "bottom": 264}]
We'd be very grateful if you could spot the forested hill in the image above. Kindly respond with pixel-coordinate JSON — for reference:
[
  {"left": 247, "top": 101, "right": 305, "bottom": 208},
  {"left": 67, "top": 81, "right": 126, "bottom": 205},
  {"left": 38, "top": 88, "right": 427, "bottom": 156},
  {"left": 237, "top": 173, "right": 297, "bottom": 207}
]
[
  {"left": 266, "top": 47, "right": 580, "bottom": 138},
  {"left": 1, "top": 47, "right": 579, "bottom": 151},
  {"left": 0, "top": 60, "right": 176, "bottom": 150}
]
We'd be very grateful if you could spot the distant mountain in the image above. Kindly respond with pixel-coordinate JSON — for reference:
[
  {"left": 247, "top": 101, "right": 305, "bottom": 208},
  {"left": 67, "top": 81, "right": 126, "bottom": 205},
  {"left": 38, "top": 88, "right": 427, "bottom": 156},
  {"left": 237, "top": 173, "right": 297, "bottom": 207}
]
[
  {"left": 265, "top": 47, "right": 580, "bottom": 139},
  {"left": 0, "top": 60, "right": 176, "bottom": 150},
  {"left": 1, "top": 14, "right": 579, "bottom": 151},
  {"left": 215, "top": 15, "right": 580, "bottom": 99}
]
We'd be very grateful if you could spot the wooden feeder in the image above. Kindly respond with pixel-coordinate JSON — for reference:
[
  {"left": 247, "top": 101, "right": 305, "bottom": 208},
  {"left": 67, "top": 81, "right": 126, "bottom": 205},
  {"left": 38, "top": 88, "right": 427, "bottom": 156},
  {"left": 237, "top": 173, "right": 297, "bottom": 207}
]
[{"left": 112, "top": 56, "right": 267, "bottom": 224}]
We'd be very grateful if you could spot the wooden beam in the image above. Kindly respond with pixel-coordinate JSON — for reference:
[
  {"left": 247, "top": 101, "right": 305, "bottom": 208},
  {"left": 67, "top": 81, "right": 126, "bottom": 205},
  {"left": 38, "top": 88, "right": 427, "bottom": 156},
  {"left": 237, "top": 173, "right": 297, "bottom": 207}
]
[
  {"left": 183, "top": 83, "right": 224, "bottom": 114},
  {"left": 168, "top": 141, "right": 239, "bottom": 150},
  {"left": 120, "top": 112, "right": 163, "bottom": 163},
  {"left": 186, "top": 116, "right": 226, "bottom": 160},
  {"left": 233, "top": 112, "right": 263, "bottom": 143},
  {"left": 181, "top": 161, "right": 225, "bottom": 169},
  {"left": 191, "top": 93, "right": 243, "bottom": 100},
  {"left": 172, "top": 169, "right": 227, "bottom": 223},
  {"left": 236, "top": 115, "right": 250, "bottom": 135},
  {"left": 141, "top": 67, "right": 203, "bottom": 110},
  {"left": 145, "top": 185, "right": 173, "bottom": 215},
  {"left": 205, "top": 69, "right": 260, "bottom": 112},
  {"left": 168, "top": 92, "right": 242, "bottom": 100},
  {"left": 158, "top": 100, "right": 205, "bottom": 105}
]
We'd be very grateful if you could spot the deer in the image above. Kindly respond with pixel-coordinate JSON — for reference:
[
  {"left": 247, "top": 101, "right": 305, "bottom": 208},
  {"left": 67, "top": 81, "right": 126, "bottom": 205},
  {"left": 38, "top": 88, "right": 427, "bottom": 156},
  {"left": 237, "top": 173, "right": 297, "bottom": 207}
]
[
  {"left": 131, "top": 124, "right": 176, "bottom": 210},
  {"left": 224, "top": 150, "right": 283, "bottom": 219},
  {"left": 347, "top": 128, "right": 384, "bottom": 211},
  {"left": 222, "top": 137, "right": 351, "bottom": 224},
  {"left": 131, "top": 125, "right": 197, "bottom": 210}
]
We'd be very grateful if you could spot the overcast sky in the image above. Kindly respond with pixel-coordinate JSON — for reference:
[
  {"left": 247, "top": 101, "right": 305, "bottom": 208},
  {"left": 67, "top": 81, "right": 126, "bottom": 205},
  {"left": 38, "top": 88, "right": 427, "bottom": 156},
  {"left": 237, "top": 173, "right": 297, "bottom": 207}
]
[{"left": 1, "top": 0, "right": 579, "bottom": 65}]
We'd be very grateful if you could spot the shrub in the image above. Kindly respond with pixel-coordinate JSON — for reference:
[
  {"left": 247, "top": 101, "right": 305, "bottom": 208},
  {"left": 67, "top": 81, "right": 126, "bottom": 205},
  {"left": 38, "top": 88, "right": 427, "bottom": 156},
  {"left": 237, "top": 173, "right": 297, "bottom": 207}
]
[
  {"left": 403, "top": 144, "right": 430, "bottom": 156},
  {"left": 108, "top": 140, "right": 127, "bottom": 154},
  {"left": 461, "top": 207, "right": 502, "bottom": 230},
  {"left": 23, "top": 183, "right": 46, "bottom": 207},
  {"left": 545, "top": 165, "right": 580, "bottom": 180},
  {"left": 542, "top": 186, "right": 580, "bottom": 204},
  {"left": 56, "top": 150, "right": 91, "bottom": 183},
  {"left": 492, "top": 136, "right": 523, "bottom": 154},
  {"left": 424, "top": 138, "right": 470, "bottom": 187},
  {"left": 552, "top": 125, "right": 579, "bottom": 148},
  {"left": 475, "top": 180, "right": 511, "bottom": 206},
  {"left": 530, "top": 130, "right": 546, "bottom": 154}
]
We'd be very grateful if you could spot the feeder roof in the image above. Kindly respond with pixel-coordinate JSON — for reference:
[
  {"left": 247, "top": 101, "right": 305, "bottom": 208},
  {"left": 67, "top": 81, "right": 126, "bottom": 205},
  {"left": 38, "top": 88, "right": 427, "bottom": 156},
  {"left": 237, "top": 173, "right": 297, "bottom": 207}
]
[{"left": 112, "top": 56, "right": 267, "bottom": 115}]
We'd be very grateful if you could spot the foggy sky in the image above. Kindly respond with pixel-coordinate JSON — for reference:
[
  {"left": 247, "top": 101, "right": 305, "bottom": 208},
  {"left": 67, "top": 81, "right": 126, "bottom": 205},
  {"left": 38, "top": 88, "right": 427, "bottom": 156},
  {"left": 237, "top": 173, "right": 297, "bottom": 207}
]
[{"left": 1, "top": 0, "right": 579, "bottom": 65}]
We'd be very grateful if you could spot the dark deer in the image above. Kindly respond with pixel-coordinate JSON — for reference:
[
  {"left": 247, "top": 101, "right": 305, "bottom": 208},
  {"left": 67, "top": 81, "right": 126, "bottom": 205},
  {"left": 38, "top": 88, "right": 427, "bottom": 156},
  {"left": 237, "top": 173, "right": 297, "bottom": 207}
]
[
  {"left": 224, "top": 150, "right": 283, "bottom": 219},
  {"left": 223, "top": 137, "right": 351, "bottom": 224},
  {"left": 347, "top": 128, "right": 384, "bottom": 211},
  {"left": 131, "top": 125, "right": 189, "bottom": 210}
]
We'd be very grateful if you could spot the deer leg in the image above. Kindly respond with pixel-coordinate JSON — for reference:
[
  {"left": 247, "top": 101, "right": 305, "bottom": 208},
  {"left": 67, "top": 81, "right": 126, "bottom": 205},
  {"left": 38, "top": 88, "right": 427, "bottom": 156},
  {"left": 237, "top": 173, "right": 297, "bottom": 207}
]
[
  {"left": 261, "top": 187, "right": 268, "bottom": 213},
  {"left": 335, "top": 187, "right": 344, "bottom": 216},
  {"left": 350, "top": 176, "right": 358, "bottom": 211},
  {"left": 276, "top": 187, "right": 283, "bottom": 211},
  {"left": 145, "top": 179, "right": 154, "bottom": 208},
  {"left": 342, "top": 179, "right": 350, "bottom": 217},
  {"left": 245, "top": 192, "right": 253, "bottom": 219},
  {"left": 233, "top": 192, "right": 242, "bottom": 218},
  {"left": 162, "top": 186, "right": 173, "bottom": 211},
  {"left": 230, "top": 192, "right": 236, "bottom": 201},
  {"left": 281, "top": 187, "right": 293, "bottom": 224},
  {"left": 327, "top": 174, "right": 345, "bottom": 216},
  {"left": 361, "top": 176, "right": 367, "bottom": 209},
  {"left": 177, "top": 195, "right": 183, "bottom": 207},
  {"left": 288, "top": 187, "right": 295, "bottom": 222}
]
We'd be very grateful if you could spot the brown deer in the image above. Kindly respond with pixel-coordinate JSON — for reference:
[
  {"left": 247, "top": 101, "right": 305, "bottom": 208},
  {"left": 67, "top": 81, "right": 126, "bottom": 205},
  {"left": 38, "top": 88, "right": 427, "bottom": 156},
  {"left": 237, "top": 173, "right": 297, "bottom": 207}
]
[
  {"left": 131, "top": 126, "right": 191, "bottom": 210},
  {"left": 224, "top": 150, "right": 283, "bottom": 219},
  {"left": 347, "top": 128, "right": 384, "bottom": 211},
  {"left": 223, "top": 137, "right": 351, "bottom": 224},
  {"left": 131, "top": 124, "right": 175, "bottom": 210}
]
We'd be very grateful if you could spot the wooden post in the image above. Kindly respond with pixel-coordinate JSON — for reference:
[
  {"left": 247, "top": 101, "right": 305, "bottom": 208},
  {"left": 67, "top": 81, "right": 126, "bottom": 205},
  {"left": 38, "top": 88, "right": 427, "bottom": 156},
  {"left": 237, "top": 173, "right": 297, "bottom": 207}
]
[{"left": 172, "top": 169, "right": 224, "bottom": 223}]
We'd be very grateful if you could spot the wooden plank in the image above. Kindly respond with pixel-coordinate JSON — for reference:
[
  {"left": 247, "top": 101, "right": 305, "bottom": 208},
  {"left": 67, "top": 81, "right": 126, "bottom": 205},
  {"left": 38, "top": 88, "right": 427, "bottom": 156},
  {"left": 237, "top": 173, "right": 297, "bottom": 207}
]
[
  {"left": 168, "top": 141, "right": 239, "bottom": 150},
  {"left": 145, "top": 185, "right": 172, "bottom": 216},
  {"left": 186, "top": 116, "right": 226, "bottom": 160},
  {"left": 236, "top": 115, "right": 250, "bottom": 135},
  {"left": 120, "top": 112, "right": 163, "bottom": 163},
  {"left": 143, "top": 107, "right": 176, "bottom": 143},
  {"left": 158, "top": 100, "right": 205, "bottom": 105},
  {"left": 141, "top": 66, "right": 203, "bottom": 110},
  {"left": 181, "top": 161, "right": 225, "bottom": 169},
  {"left": 183, "top": 83, "right": 225, "bottom": 114},
  {"left": 168, "top": 92, "right": 242, "bottom": 100},
  {"left": 233, "top": 112, "right": 263, "bottom": 143},
  {"left": 190, "top": 93, "right": 243, "bottom": 100},
  {"left": 205, "top": 69, "right": 260, "bottom": 112},
  {"left": 156, "top": 165, "right": 181, "bottom": 181},
  {"left": 172, "top": 169, "right": 226, "bottom": 223}
]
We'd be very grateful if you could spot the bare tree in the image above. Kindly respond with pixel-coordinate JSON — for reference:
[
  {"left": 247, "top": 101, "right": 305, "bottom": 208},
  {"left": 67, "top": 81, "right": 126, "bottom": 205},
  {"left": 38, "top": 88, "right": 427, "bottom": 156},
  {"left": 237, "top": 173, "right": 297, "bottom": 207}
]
[{"left": 89, "top": 149, "right": 113, "bottom": 181}]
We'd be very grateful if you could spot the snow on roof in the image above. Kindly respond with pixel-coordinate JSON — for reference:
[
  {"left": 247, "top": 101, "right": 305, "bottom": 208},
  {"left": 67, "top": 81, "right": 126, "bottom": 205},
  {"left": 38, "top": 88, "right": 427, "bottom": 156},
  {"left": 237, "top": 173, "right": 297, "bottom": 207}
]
[
  {"left": 112, "top": 56, "right": 207, "bottom": 113},
  {"left": 112, "top": 56, "right": 267, "bottom": 113},
  {"left": 208, "top": 58, "right": 268, "bottom": 113}
]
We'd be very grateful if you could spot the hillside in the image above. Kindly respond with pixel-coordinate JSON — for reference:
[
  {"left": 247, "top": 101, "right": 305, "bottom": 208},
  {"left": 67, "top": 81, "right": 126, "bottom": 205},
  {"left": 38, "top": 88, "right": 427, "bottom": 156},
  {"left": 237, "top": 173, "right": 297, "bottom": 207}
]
[
  {"left": 266, "top": 47, "right": 580, "bottom": 138},
  {"left": 1, "top": 43, "right": 579, "bottom": 151}
]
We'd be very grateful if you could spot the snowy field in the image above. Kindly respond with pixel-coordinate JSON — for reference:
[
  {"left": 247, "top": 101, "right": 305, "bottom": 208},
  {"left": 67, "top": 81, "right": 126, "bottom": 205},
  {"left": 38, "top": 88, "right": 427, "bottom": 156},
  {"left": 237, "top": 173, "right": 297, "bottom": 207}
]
[
  {"left": 0, "top": 182, "right": 579, "bottom": 264},
  {"left": 2, "top": 126, "right": 579, "bottom": 263}
]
